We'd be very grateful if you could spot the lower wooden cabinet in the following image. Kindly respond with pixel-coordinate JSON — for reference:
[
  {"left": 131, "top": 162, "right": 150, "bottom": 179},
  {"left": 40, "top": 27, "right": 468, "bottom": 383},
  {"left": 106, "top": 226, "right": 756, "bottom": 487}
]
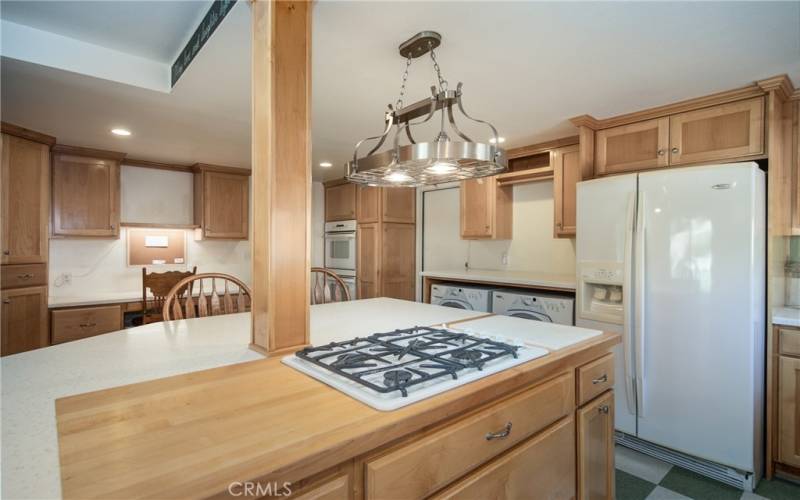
[
  {"left": 292, "top": 472, "right": 351, "bottom": 500},
  {"left": 51, "top": 305, "right": 122, "bottom": 344},
  {"left": 431, "top": 416, "right": 576, "bottom": 499},
  {"left": 1, "top": 285, "right": 49, "bottom": 356},
  {"left": 577, "top": 390, "right": 615, "bottom": 500},
  {"left": 779, "top": 352, "right": 800, "bottom": 467},
  {"left": 365, "top": 374, "right": 573, "bottom": 499}
]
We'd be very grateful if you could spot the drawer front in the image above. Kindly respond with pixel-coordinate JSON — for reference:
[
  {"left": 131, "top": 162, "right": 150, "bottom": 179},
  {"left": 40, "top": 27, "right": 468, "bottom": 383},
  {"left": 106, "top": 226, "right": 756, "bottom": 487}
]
[
  {"left": 293, "top": 474, "right": 350, "bottom": 500},
  {"left": 1, "top": 263, "right": 47, "bottom": 289},
  {"left": 430, "top": 416, "right": 576, "bottom": 500},
  {"left": 366, "top": 373, "right": 574, "bottom": 499},
  {"left": 779, "top": 328, "right": 800, "bottom": 357},
  {"left": 577, "top": 353, "right": 615, "bottom": 406},
  {"left": 51, "top": 305, "right": 122, "bottom": 344}
]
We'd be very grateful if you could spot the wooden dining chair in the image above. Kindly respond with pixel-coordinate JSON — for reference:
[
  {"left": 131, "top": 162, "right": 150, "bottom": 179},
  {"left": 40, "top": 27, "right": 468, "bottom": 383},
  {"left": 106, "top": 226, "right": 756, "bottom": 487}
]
[
  {"left": 162, "top": 273, "right": 252, "bottom": 321},
  {"left": 310, "top": 267, "right": 352, "bottom": 305},
  {"left": 142, "top": 267, "right": 197, "bottom": 324}
]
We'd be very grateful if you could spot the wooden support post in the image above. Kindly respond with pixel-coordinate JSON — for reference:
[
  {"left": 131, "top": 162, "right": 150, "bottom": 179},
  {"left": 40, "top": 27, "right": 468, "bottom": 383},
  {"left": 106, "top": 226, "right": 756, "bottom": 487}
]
[{"left": 251, "top": 0, "right": 312, "bottom": 355}]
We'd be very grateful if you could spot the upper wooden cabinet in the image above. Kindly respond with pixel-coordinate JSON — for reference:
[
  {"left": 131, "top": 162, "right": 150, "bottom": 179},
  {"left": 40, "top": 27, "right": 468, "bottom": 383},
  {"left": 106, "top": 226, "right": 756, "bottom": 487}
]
[
  {"left": 325, "top": 182, "right": 356, "bottom": 221},
  {"left": 577, "top": 390, "right": 614, "bottom": 500},
  {"left": 356, "top": 185, "right": 380, "bottom": 223},
  {"left": 193, "top": 165, "right": 250, "bottom": 240},
  {"left": 553, "top": 144, "right": 580, "bottom": 238},
  {"left": 669, "top": 97, "right": 764, "bottom": 165},
  {"left": 2, "top": 285, "right": 48, "bottom": 356},
  {"left": 51, "top": 145, "right": 123, "bottom": 238},
  {"left": 460, "top": 177, "right": 512, "bottom": 240},
  {"left": 1, "top": 133, "right": 50, "bottom": 263},
  {"left": 356, "top": 185, "right": 415, "bottom": 224},
  {"left": 595, "top": 118, "right": 670, "bottom": 175},
  {"left": 593, "top": 97, "right": 765, "bottom": 176}
]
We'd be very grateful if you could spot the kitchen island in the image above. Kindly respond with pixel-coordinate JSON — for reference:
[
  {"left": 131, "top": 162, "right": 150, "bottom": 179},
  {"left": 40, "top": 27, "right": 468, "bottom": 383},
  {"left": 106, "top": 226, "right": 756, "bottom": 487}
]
[{"left": 3, "top": 298, "right": 618, "bottom": 499}]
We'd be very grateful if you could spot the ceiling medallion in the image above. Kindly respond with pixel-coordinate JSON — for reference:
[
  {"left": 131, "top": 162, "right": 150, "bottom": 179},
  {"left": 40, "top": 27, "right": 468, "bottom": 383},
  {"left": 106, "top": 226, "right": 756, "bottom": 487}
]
[{"left": 346, "top": 31, "right": 507, "bottom": 187}]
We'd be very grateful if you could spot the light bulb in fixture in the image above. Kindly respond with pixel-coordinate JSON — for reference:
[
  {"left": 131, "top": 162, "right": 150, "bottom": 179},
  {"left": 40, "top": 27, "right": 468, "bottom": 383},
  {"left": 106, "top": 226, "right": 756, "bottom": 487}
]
[
  {"left": 385, "top": 171, "right": 411, "bottom": 183},
  {"left": 319, "top": 161, "right": 333, "bottom": 168},
  {"left": 426, "top": 160, "right": 458, "bottom": 175},
  {"left": 488, "top": 137, "right": 505, "bottom": 144},
  {"left": 111, "top": 128, "right": 131, "bottom": 136}
]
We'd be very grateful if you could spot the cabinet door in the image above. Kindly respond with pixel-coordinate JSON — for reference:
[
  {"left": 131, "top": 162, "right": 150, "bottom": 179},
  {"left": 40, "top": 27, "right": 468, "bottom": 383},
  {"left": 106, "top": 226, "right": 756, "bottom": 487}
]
[
  {"left": 356, "top": 185, "right": 379, "bottom": 223},
  {"left": 203, "top": 172, "right": 249, "bottom": 239},
  {"left": 793, "top": 101, "right": 800, "bottom": 233},
  {"left": 1, "top": 134, "right": 49, "bottom": 263},
  {"left": 380, "top": 223, "right": 415, "bottom": 300},
  {"left": 382, "top": 187, "right": 415, "bottom": 223},
  {"left": 431, "top": 416, "right": 576, "bottom": 500},
  {"left": 52, "top": 154, "right": 119, "bottom": 237},
  {"left": 460, "top": 178, "right": 493, "bottom": 238},
  {"left": 357, "top": 223, "right": 379, "bottom": 299},
  {"left": 779, "top": 356, "right": 800, "bottom": 467},
  {"left": 553, "top": 144, "right": 580, "bottom": 237},
  {"left": 669, "top": 97, "right": 764, "bottom": 166},
  {"left": 325, "top": 183, "right": 356, "bottom": 221},
  {"left": 595, "top": 118, "right": 669, "bottom": 175},
  {"left": 577, "top": 391, "right": 614, "bottom": 500},
  {"left": 1, "top": 285, "right": 48, "bottom": 356}
]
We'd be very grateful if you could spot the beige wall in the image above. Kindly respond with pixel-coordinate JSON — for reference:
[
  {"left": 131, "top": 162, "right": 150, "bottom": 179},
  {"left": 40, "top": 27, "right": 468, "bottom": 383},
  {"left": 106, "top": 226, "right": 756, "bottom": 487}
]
[{"left": 420, "top": 181, "right": 576, "bottom": 276}]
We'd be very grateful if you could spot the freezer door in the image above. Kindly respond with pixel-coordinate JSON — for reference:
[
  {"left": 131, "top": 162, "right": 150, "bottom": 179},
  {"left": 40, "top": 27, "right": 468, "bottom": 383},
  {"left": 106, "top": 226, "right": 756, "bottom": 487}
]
[
  {"left": 576, "top": 174, "right": 638, "bottom": 434},
  {"left": 635, "top": 163, "right": 765, "bottom": 472}
]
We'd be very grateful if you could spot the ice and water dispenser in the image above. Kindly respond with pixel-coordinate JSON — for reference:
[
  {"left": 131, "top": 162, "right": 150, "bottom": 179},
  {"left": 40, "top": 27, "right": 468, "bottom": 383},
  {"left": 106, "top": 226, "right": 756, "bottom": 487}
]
[{"left": 577, "top": 262, "right": 624, "bottom": 324}]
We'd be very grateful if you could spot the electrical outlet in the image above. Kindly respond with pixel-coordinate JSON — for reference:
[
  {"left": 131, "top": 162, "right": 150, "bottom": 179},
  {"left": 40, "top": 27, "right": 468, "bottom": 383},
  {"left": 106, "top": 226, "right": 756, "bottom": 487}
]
[{"left": 501, "top": 252, "right": 509, "bottom": 266}]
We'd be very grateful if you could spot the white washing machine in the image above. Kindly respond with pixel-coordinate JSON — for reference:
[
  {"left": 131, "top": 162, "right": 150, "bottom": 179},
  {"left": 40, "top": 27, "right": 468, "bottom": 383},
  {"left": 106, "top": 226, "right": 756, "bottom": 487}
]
[
  {"left": 491, "top": 290, "right": 575, "bottom": 325},
  {"left": 430, "top": 284, "right": 493, "bottom": 312}
]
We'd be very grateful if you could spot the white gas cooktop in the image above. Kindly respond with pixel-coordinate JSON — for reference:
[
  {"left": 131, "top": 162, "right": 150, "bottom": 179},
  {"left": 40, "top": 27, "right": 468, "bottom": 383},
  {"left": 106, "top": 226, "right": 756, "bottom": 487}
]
[{"left": 282, "top": 325, "right": 549, "bottom": 411}]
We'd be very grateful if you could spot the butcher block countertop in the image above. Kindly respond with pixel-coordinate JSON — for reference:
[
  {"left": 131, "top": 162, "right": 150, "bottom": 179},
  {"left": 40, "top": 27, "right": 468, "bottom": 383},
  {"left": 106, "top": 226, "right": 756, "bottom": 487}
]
[
  {"left": 55, "top": 317, "right": 618, "bottom": 499},
  {"left": 2, "top": 299, "right": 488, "bottom": 499}
]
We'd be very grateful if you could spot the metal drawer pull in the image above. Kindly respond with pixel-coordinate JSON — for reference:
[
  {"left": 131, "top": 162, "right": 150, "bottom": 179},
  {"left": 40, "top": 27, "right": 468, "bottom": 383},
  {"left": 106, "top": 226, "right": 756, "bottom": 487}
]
[
  {"left": 598, "top": 405, "right": 610, "bottom": 414},
  {"left": 485, "top": 422, "right": 512, "bottom": 441},
  {"left": 79, "top": 322, "right": 97, "bottom": 328},
  {"left": 2, "top": 299, "right": 10, "bottom": 304},
  {"left": 2, "top": 250, "right": 9, "bottom": 255},
  {"left": 17, "top": 273, "right": 34, "bottom": 280},
  {"left": 592, "top": 374, "right": 608, "bottom": 385}
]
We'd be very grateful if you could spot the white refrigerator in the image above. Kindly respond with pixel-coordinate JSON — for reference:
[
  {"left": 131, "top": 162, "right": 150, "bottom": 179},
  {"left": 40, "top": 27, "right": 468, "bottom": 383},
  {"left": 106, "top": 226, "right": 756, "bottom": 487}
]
[{"left": 576, "top": 162, "right": 765, "bottom": 490}]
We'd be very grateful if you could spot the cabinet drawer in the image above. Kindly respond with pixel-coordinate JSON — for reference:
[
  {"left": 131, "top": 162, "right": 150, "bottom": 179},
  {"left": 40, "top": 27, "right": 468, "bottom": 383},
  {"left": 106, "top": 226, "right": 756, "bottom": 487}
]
[
  {"left": 577, "top": 353, "right": 615, "bottom": 406},
  {"left": 51, "top": 305, "right": 122, "bottom": 344},
  {"left": 430, "top": 416, "right": 576, "bottom": 500},
  {"left": 365, "top": 373, "right": 574, "bottom": 499},
  {"left": 1, "top": 263, "right": 47, "bottom": 289},
  {"left": 779, "top": 328, "right": 800, "bottom": 357}
]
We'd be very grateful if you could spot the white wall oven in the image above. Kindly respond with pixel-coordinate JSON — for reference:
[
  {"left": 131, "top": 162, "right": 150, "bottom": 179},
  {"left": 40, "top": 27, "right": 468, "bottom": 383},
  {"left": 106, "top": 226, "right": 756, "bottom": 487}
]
[{"left": 324, "top": 220, "right": 356, "bottom": 272}]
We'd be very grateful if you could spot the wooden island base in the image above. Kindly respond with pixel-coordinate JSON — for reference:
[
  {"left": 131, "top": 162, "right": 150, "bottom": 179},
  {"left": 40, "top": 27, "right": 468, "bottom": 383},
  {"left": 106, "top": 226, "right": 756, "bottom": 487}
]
[{"left": 55, "top": 332, "right": 618, "bottom": 499}]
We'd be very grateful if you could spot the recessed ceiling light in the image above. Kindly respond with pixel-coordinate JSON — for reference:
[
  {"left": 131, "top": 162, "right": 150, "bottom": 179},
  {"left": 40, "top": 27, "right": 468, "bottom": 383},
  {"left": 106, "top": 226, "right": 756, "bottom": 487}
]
[
  {"left": 489, "top": 137, "right": 505, "bottom": 144},
  {"left": 111, "top": 128, "right": 131, "bottom": 136},
  {"left": 319, "top": 161, "right": 333, "bottom": 168}
]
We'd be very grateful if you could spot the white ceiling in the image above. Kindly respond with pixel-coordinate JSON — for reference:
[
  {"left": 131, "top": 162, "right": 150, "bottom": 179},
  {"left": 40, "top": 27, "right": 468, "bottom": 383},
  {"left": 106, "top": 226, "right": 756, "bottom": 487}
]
[
  {"left": 0, "top": 0, "right": 210, "bottom": 62},
  {"left": 1, "top": 1, "right": 799, "bottom": 180},
  {"left": 1, "top": 1, "right": 251, "bottom": 168}
]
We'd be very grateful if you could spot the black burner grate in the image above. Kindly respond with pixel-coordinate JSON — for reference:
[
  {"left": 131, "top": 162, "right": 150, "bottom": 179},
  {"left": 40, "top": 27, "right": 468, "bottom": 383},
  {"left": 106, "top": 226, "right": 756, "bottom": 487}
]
[{"left": 295, "top": 326, "right": 520, "bottom": 397}]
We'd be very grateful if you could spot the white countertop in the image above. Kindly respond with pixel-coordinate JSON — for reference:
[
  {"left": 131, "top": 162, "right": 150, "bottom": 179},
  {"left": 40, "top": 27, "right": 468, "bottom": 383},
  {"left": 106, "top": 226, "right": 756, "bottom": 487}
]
[
  {"left": 456, "top": 314, "right": 601, "bottom": 351},
  {"left": 773, "top": 307, "right": 800, "bottom": 327},
  {"left": 0, "top": 298, "right": 488, "bottom": 499},
  {"left": 48, "top": 290, "right": 142, "bottom": 308},
  {"left": 421, "top": 268, "right": 577, "bottom": 291}
]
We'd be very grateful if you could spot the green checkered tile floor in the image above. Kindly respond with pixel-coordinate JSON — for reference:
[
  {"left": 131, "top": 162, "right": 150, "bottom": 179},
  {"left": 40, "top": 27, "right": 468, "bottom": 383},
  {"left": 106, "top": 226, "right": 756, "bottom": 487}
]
[{"left": 615, "top": 445, "right": 800, "bottom": 500}]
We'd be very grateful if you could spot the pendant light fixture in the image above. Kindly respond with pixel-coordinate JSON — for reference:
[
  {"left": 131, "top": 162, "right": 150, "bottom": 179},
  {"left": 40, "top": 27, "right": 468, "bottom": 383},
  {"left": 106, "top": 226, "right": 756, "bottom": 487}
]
[{"left": 346, "top": 31, "right": 507, "bottom": 187}]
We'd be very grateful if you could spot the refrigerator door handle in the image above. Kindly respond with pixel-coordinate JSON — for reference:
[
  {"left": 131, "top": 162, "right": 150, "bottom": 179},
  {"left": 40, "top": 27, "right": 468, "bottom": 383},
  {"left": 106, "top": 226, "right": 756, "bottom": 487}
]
[
  {"left": 634, "top": 191, "right": 646, "bottom": 416},
  {"left": 622, "top": 192, "right": 637, "bottom": 415}
]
